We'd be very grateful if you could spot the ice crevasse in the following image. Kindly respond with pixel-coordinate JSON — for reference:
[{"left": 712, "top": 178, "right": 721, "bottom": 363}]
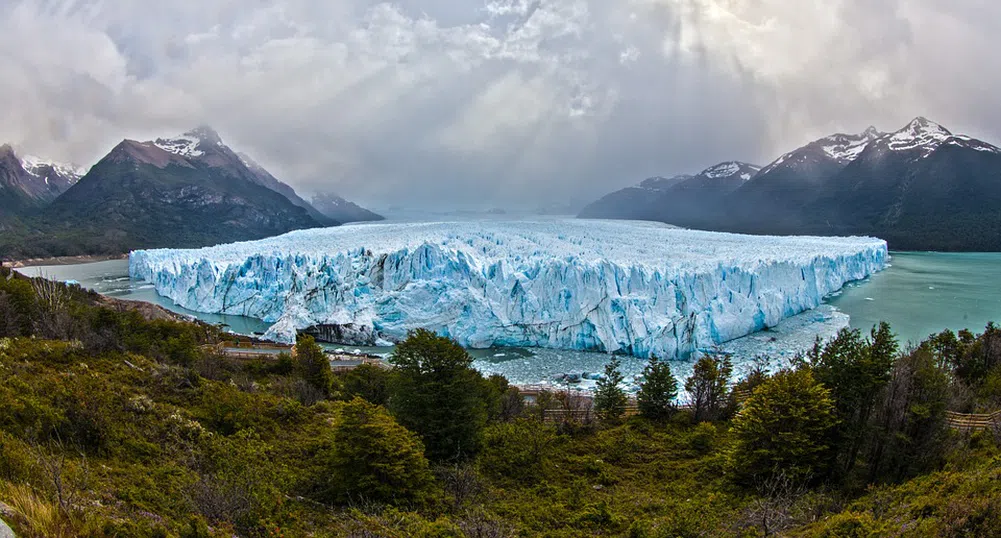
[{"left": 129, "top": 219, "right": 888, "bottom": 359}]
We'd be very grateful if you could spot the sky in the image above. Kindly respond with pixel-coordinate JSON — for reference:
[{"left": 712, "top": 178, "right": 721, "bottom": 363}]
[{"left": 2, "top": 0, "right": 1000, "bottom": 211}]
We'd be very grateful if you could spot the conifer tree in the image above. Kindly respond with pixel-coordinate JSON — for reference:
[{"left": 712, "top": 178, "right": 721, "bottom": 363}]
[
  {"left": 594, "top": 357, "right": 628, "bottom": 420},
  {"left": 637, "top": 355, "right": 678, "bottom": 420},
  {"left": 685, "top": 354, "right": 733, "bottom": 422}
]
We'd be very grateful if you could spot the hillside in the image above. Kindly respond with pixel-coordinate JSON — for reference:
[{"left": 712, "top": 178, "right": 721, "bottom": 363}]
[{"left": 1, "top": 268, "right": 1000, "bottom": 536}]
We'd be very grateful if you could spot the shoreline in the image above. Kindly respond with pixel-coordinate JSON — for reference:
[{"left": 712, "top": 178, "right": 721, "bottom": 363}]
[{"left": 6, "top": 253, "right": 128, "bottom": 268}]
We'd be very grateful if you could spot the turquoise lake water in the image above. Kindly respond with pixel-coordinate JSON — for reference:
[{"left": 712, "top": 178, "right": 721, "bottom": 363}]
[
  {"left": 825, "top": 252, "right": 1001, "bottom": 347},
  {"left": 17, "top": 251, "right": 1001, "bottom": 386}
]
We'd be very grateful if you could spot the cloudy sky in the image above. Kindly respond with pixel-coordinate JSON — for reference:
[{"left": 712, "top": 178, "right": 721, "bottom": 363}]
[{"left": 2, "top": 0, "right": 999, "bottom": 210}]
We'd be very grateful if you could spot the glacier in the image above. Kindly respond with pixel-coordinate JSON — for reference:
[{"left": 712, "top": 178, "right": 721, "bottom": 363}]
[{"left": 129, "top": 219, "right": 888, "bottom": 359}]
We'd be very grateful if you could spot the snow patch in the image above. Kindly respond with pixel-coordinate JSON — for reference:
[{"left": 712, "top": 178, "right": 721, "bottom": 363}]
[
  {"left": 19, "top": 154, "right": 87, "bottom": 180},
  {"left": 887, "top": 117, "right": 952, "bottom": 154},
  {"left": 704, "top": 162, "right": 740, "bottom": 179},
  {"left": 154, "top": 136, "right": 204, "bottom": 157},
  {"left": 129, "top": 219, "right": 888, "bottom": 358}
]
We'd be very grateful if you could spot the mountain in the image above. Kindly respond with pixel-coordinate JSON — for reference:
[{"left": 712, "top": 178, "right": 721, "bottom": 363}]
[
  {"left": 151, "top": 126, "right": 334, "bottom": 225},
  {"left": 0, "top": 144, "right": 83, "bottom": 214},
  {"left": 719, "top": 128, "right": 886, "bottom": 233},
  {"left": 578, "top": 118, "right": 1001, "bottom": 250},
  {"left": 577, "top": 175, "right": 691, "bottom": 219},
  {"left": 578, "top": 161, "right": 760, "bottom": 222},
  {"left": 10, "top": 128, "right": 328, "bottom": 257},
  {"left": 806, "top": 118, "right": 1001, "bottom": 250},
  {"left": 311, "top": 192, "right": 384, "bottom": 223}
]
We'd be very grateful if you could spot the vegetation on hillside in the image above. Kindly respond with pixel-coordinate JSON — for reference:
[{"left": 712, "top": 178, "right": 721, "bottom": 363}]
[{"left": 0, "top": 267, "right": 999, "bottom": 536}]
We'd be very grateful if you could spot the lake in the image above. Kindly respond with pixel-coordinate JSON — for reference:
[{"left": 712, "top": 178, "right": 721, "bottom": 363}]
[
  {"left": 826, "top": 252, "right": 1001, "bottom": 346},
  {"left": 16, "top": 251, "right": 1001, "bottom": 387}
]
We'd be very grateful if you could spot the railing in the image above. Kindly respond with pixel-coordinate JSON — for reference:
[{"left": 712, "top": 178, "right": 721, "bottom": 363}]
[
  {"left": 945, "top": 410, "right": 1001, "bottom": 433},
  {"left": 542, "top": 405, "right": 639, "bottom": 422}
]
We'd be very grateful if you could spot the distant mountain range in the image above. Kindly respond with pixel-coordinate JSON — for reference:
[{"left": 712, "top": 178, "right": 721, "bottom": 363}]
[
  {"left": 0, "top": 127, "right": 382, "bottom": 259},
  {"left": 0, "top": 144, "right": 84, "bottom": 213},
  {"left": 579, "top": 118, "right": 1001, "bottom": 251},
  {"left": 311, "top": 192, "right": 384, "bottom": 224}
]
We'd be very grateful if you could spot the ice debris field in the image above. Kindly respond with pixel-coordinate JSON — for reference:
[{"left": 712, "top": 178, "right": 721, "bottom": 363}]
[{"left": 129, "top": 219, "right": 888, "bottom": 359}]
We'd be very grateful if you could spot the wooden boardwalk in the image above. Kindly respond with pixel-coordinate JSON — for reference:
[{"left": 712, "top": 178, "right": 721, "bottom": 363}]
[
  {"left": 945, "top": 410, "right": 1001, "bottom": 433},
  {"left": 205, "top": 342, "right": 385, "bottom": 370}
]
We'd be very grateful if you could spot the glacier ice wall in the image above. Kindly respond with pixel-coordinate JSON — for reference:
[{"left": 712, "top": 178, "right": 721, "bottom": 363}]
[{"left": 129, "top": 219, "right": 888, "bottom": 359}]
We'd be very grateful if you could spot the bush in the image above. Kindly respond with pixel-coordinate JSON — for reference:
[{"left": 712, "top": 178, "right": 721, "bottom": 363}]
[
  {"left": 325, "top": 398, "right": 434, "bottom": 505},
  {"left": 729, "top": 369, "right": 838, "bottom": 486},
  {"left": 294, "top": 335, "right": 335, "bottom": 399},
  {"left": 478, "top": 419, "right": 557, "bottom": 484},
  {"left": 817, "top": 512, "right": 883, "bottom": 537},
  {"left": 341, "top": 363, "right": 393, "bottom": 406}
]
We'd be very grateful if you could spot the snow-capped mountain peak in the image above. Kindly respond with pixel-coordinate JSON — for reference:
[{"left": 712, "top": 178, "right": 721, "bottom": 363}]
[
  {"left": 703, "top": 162, "right": 739, "bottom": 179},
  {"left": 886, "top": 117, "right": 952, "bottom": 153},
  {"left": 153, "top": 126, "right": 225, "bottom": 158},
  {"left": 19, "top": 154, "right": 87, "bottom": 181},
  {"left": 187, "top": 125, "right": 224, "bottom": 146},
  {"left": 700, "top": 161, "right": 760, "bottom": 180},
  {"left": 153, "top": 135, "right": 203, "bottom": 157},
  {"left": 817, "top": 128, "right": 885, "bottom": 163},
  {"left": 946, "top": 135, "right": 1001, "bottom": 154}
]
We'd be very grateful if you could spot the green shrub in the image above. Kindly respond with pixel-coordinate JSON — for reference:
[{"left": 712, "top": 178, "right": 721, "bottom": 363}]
[
  {"left": 325, "top": 398, "right": 434, "bottom": 505},
  {"left": 817, "top": 512, "right": 883, "bottom": 537},
  {"left": 729, "top": 369, "right": 838, "bottom": 485},
  {"left": 341, "top": 362, "right": 393, "bottom": 405},
  {"left": 688, "top": 422, "right": 718, "bottom": 455},
  {"left": 478, "top": 419, "right": 557, "bottom": 484}
]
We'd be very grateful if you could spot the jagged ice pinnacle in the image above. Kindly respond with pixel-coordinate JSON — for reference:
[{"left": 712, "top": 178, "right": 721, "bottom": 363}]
[{"left": 129, "top": 219, "right": 888, "bottom": 358}]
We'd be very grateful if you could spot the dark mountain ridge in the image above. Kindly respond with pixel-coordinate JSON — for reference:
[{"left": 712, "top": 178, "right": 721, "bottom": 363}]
[
  {"left": 579, "top": 118, "right": 1001, "bottom": 251},
  {"left": 311, "top": 192, "right": 385, "bottom": 224},
  {"left": 1, "top": 129, "right": 333, "bottom": 258}
]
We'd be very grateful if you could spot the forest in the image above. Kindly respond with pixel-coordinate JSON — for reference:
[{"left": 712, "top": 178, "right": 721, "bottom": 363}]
[{"left": 0, "top": 266, "right": 999, "bottom": 537}]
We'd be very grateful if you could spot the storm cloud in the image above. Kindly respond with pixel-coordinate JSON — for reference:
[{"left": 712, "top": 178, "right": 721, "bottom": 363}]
[{"left": 2, "top": 0, "right": 999, "bottom": 210}]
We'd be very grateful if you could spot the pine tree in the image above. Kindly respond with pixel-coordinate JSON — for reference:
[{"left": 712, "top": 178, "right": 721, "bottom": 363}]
[
  {"left": 389, "top": 329, "right": 488, "bottom": 462},
  {"left": 810, "top": 324, "right": 897, "bottom": 474},
  {"left": 685, "top": 354, "right": 733, "bottom": 422},
  {"left": 326, "top": 397, "right": 434, "bottom": 504},
  {"left": 593, "top": 357, "right": 627, "bottom": 420},
  {"left": 637, "top": 355, "right": 678, "bottom": 420}
]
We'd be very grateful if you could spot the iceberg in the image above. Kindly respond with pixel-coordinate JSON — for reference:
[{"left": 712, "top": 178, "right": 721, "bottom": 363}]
[{"left": 129, "top": 219, "right": 887, "bottom": 359}]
